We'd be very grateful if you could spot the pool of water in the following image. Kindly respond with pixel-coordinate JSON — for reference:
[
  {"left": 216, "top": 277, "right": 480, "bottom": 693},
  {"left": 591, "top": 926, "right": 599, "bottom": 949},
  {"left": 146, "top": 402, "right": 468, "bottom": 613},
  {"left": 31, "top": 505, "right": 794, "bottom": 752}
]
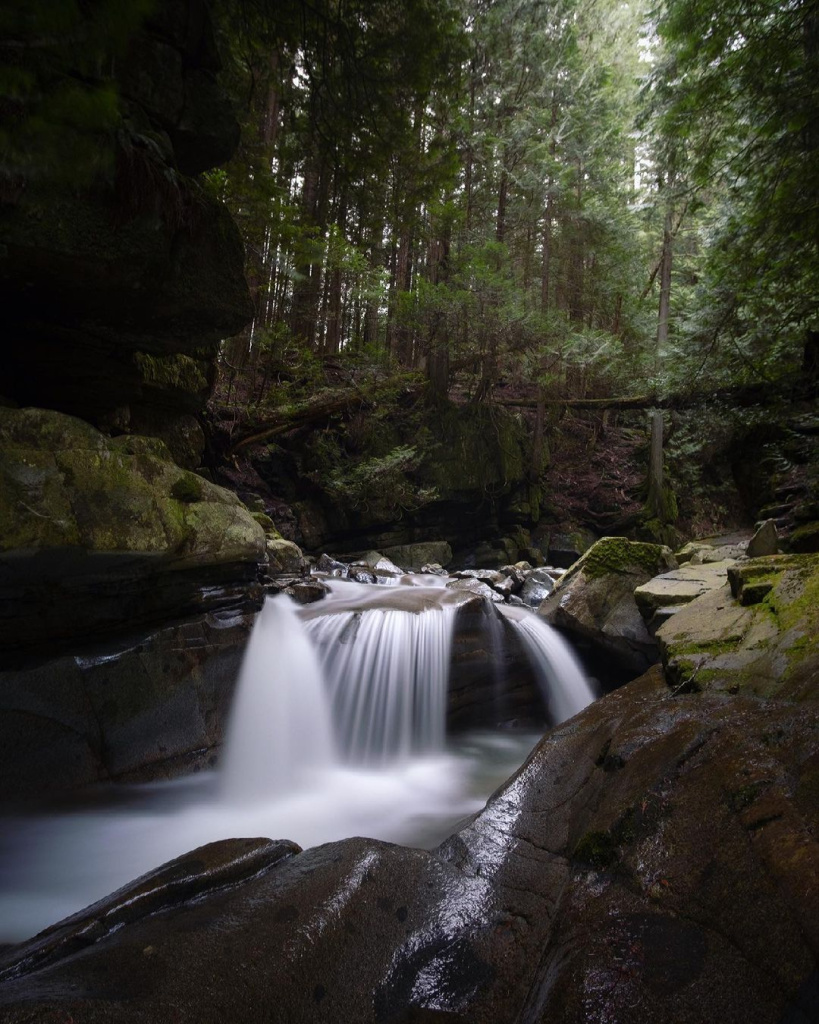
[{"left": 0, "top": 728, "right": 541, "bottom": 946}]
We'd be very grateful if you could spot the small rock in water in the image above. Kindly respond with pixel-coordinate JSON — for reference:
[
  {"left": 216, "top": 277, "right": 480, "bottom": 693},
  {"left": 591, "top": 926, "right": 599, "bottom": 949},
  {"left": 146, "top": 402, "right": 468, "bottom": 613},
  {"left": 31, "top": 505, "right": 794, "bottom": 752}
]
[
  {"left": 452, "top": 569, "right": 505, "bottom": 584},
  {"left": 350, "top": 569, "right": 377, "bottom": 584},
  {"left": 519, "top": 569, "right": 556, "bottom": 607},
  {"left": 420, "top": 563, "right": 447, "bottom": 575},
  {"left": 446, "top": 578, "right": 505, "bottom": 602},
  {"left": 313, "top": 553, "right": 349, "bottom": 577},
  {"left": 284, "top": 582, "right": 329, "bottom": 604},
  {"left": 493, "top": 575, "right": 518, "bottom": 598},
  {"left": 374, "top": 557, "right": 405, "bottom": 574}
]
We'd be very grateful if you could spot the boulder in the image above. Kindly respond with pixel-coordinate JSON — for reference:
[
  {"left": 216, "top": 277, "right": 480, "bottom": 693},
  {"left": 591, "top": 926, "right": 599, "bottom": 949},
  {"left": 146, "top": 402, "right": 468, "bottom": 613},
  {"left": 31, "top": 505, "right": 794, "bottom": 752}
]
[
  {"left": 539, "top": 537, "right": 678, "bottom": 675},
  {"left": 0, "top": 407, "right": 265, "bottom": 651},
  {"left": 446, "top": 578, "right": 505, "bottom": 603},
  {"left": 3, "top": 669, "right": 817, "bottom": 1024},
  {"left": 547, "top": 528, "right": 598, "bottom": 569},
  {"left": 313, "top": 553, "right": 350, "bottom": 577},
  {"left": 0, "top": 604, "right": 257, "bottom": 800},
  {"left": 447, "top": 596, "right": 544, "bottom": 730},
  {"left": 748, "top": 519, "right": 779, "bottom": 557},
  {"left": 788, "top": 520, "right": 819, "bottom": 553},
  {"left": 519, "top": 568, "right": 556, "bottom": 608},
  {"left": 266, "top": 538, "right": 304, "bottom": 574},
  {"left": 381, "top": 542, "right": 453, "bottom": 570},
  {"left": 675, "top": 539, "right": 748, "bottom": 564},
  {"left": 657, "top": 553, "right": 819, "bottom": 700}
]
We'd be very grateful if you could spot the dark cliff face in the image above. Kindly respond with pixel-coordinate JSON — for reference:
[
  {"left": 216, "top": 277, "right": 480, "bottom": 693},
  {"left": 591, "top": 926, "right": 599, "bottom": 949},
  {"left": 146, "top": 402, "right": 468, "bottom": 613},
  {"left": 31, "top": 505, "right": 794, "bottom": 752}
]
[{"left": 0, "top": 0, "right": 252, "bottom": 437}]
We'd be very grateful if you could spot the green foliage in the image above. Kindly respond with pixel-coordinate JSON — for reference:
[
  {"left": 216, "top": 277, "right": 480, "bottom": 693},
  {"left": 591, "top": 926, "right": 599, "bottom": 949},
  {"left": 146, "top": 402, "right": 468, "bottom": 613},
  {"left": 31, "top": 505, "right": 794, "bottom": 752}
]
[
  {"left": 326, "top": 445, "right": 439, "bottom": 520},
  {"left": 645, "top": 0, "right": 819, "bottom": 385}
]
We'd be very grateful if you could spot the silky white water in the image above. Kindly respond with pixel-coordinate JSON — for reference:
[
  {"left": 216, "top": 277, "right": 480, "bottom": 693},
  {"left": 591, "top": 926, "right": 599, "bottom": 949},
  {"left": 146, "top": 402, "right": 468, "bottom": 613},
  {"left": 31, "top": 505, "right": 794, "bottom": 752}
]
[
  {"left": 499, "top": 605, "right": 596, "bottom": 723},
  {"left": 0, "top": 582, "right": 594, "bottom": 946}
]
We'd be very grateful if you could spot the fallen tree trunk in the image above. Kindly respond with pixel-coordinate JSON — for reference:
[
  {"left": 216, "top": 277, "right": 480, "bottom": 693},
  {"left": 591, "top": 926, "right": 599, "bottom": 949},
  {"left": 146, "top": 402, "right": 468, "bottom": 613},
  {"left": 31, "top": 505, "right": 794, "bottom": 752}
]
[
  {"left": 229, "top": 393, "right": 370, "bottom": 453},
  {"left": 501, "top": 395, "right": 658, "bottom": 410}
]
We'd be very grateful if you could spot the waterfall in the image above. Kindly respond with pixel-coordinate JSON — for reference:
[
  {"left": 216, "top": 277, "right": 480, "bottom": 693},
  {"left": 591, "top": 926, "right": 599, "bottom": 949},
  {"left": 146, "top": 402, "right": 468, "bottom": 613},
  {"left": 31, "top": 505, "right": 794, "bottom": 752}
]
[
  {"left": 220, "top": 597, "right": 338, "bottom": 802},
  {"left": 221, "top": 583, "right": 593, "bottom": 801},
  {"left": 499, "top": 606, "right": 596, "bottom": 724},
  {"left": 305, "top": 604, "right": 457, "bottom": 764},
  {"left": 0, "top": 579, "right": 599, "bottom": 946}
]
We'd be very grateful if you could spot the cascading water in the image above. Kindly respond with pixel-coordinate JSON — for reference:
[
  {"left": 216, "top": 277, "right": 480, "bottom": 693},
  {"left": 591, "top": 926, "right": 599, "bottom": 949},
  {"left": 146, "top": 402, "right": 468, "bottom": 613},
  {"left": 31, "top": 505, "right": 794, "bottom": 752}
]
[
  {"left": 0, "top": 572, "right": 595, "bottom": 946},
  {"left": 220, "top": 597, "right": 338, "bottom": 801},
  {"left": 303, "top": 586, "right": 458, "bottom": 763},
  {"left": 499, "top": 605, "right": 596, "bottom": 723}
]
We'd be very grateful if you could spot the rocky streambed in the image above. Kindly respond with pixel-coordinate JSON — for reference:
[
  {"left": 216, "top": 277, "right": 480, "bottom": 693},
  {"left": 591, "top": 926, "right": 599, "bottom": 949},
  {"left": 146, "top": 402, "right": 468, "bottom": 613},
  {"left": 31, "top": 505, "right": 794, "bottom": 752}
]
[{"left": 1, "top": 533, "right": 817, "bottom": 1022}]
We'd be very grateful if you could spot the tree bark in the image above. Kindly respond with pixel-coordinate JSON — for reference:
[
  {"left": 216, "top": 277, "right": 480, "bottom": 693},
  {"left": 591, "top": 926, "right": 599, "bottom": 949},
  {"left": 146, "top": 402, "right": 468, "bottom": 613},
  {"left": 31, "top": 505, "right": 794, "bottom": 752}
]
[{"left": 645, "top": 409, "right": 665, "bottom": 519}]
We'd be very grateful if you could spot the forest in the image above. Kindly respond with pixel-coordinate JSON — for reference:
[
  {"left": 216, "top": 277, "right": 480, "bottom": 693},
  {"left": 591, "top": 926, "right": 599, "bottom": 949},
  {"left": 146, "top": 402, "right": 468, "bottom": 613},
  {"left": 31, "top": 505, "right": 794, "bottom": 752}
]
[
  {"left": 1, "top": 1, "right": 818, "bottom": 1022},
  {"left": 207, "top": 0, "right": 819, "bottom": 555}
]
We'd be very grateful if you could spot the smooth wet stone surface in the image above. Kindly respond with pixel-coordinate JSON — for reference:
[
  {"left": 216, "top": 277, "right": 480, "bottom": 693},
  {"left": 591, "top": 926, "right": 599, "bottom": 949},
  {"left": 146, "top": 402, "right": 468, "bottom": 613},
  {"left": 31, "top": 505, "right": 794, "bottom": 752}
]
[
  {"left": 1, "top": 668, "right": 817, "bottom": 1023},
  {"left": 0, "top": 606, "right": 256, "bottom": 799}
]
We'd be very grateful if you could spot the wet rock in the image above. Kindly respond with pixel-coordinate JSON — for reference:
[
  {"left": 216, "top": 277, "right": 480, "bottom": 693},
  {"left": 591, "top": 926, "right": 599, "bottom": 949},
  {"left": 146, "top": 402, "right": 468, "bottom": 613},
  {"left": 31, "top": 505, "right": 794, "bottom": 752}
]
[
  {"left": 283, "top": 581, "right": 329, "bottom": 605},
  {"left": 446, "top": 578, "right": 505, "bottom": 603},
  {"left": 0, "top": 604, "right": 258, "bottom": 799},
  {"left": 447, "top": 598, "right": 544, "bottom": 730},
  {"left": 539, "top": 537, "right": 678, "bottom": 675},
  {"left": 748, "top": 519, "right": 779, "bottom": 557},
  {"left": 419, "top": 563, "right": 447, "bottom": 576},
  {"left": 493, "top": 575, "right": 517, "bottom": 598},
  {"left": 3, "top": 669, "right": 816, "bottom": 1024},
  {"left": 451, "top": 569, "right": 506, "bottom": 585},
  {"left": 313, "top": 554, "right": 350, "bottom": 577},
  {"left": 658, "top": 553, "right": 819, "bottom": 700},
  {"left": 0, "top": 838, "right": 299, "bottom": 984},
  {"left": 519, "top": 569, "right": 555, "bottom": 608},
  {"left": 349, "top": 568, "right": 377, "bottom": 584}
]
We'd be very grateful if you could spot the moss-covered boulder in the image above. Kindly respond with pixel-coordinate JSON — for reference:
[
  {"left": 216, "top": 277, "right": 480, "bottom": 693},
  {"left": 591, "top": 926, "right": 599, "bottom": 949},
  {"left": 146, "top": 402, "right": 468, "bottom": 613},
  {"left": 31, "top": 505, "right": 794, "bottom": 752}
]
[
  {"left": 0, "top": 407, "right": 265, "bottom": 650},
  {"left": 538, "top": 536, "right": 678, "bottom": 675},
  {"left": 657, "top": 552, "right": 819, "bottom": 700}
]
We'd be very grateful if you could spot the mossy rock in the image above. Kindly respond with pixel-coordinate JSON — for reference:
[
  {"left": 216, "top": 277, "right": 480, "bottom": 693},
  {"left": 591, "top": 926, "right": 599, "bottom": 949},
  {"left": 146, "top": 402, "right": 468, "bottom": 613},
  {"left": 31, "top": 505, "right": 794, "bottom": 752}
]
[
  {"left": 538, "top": 537, "right": 678, "bottom": 675},
  {"left": 0, "top": 406, "right": 264, "bottom": 565},
  {"left": 561, "top": 536, "right": 677, "bottom": 586},
  {"left": 789, "top": 520, "right": 819, "bottom": 553},
  {"left": 657, "top": 553, "right": 819, "bottom": 700}
]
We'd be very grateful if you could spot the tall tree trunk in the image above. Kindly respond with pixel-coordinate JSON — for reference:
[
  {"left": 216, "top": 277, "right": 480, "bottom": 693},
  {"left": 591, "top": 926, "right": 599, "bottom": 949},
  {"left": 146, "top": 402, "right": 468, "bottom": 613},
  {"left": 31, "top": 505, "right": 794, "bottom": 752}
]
[
  {"left": 646, "top": 410, "right": 666, "bottom": 520},
  {"left": 496, "top": 164, "right": 508, "bottom": 244},
  {"left": 657, "top": 205, "right": 674, "bottom": 373}
]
